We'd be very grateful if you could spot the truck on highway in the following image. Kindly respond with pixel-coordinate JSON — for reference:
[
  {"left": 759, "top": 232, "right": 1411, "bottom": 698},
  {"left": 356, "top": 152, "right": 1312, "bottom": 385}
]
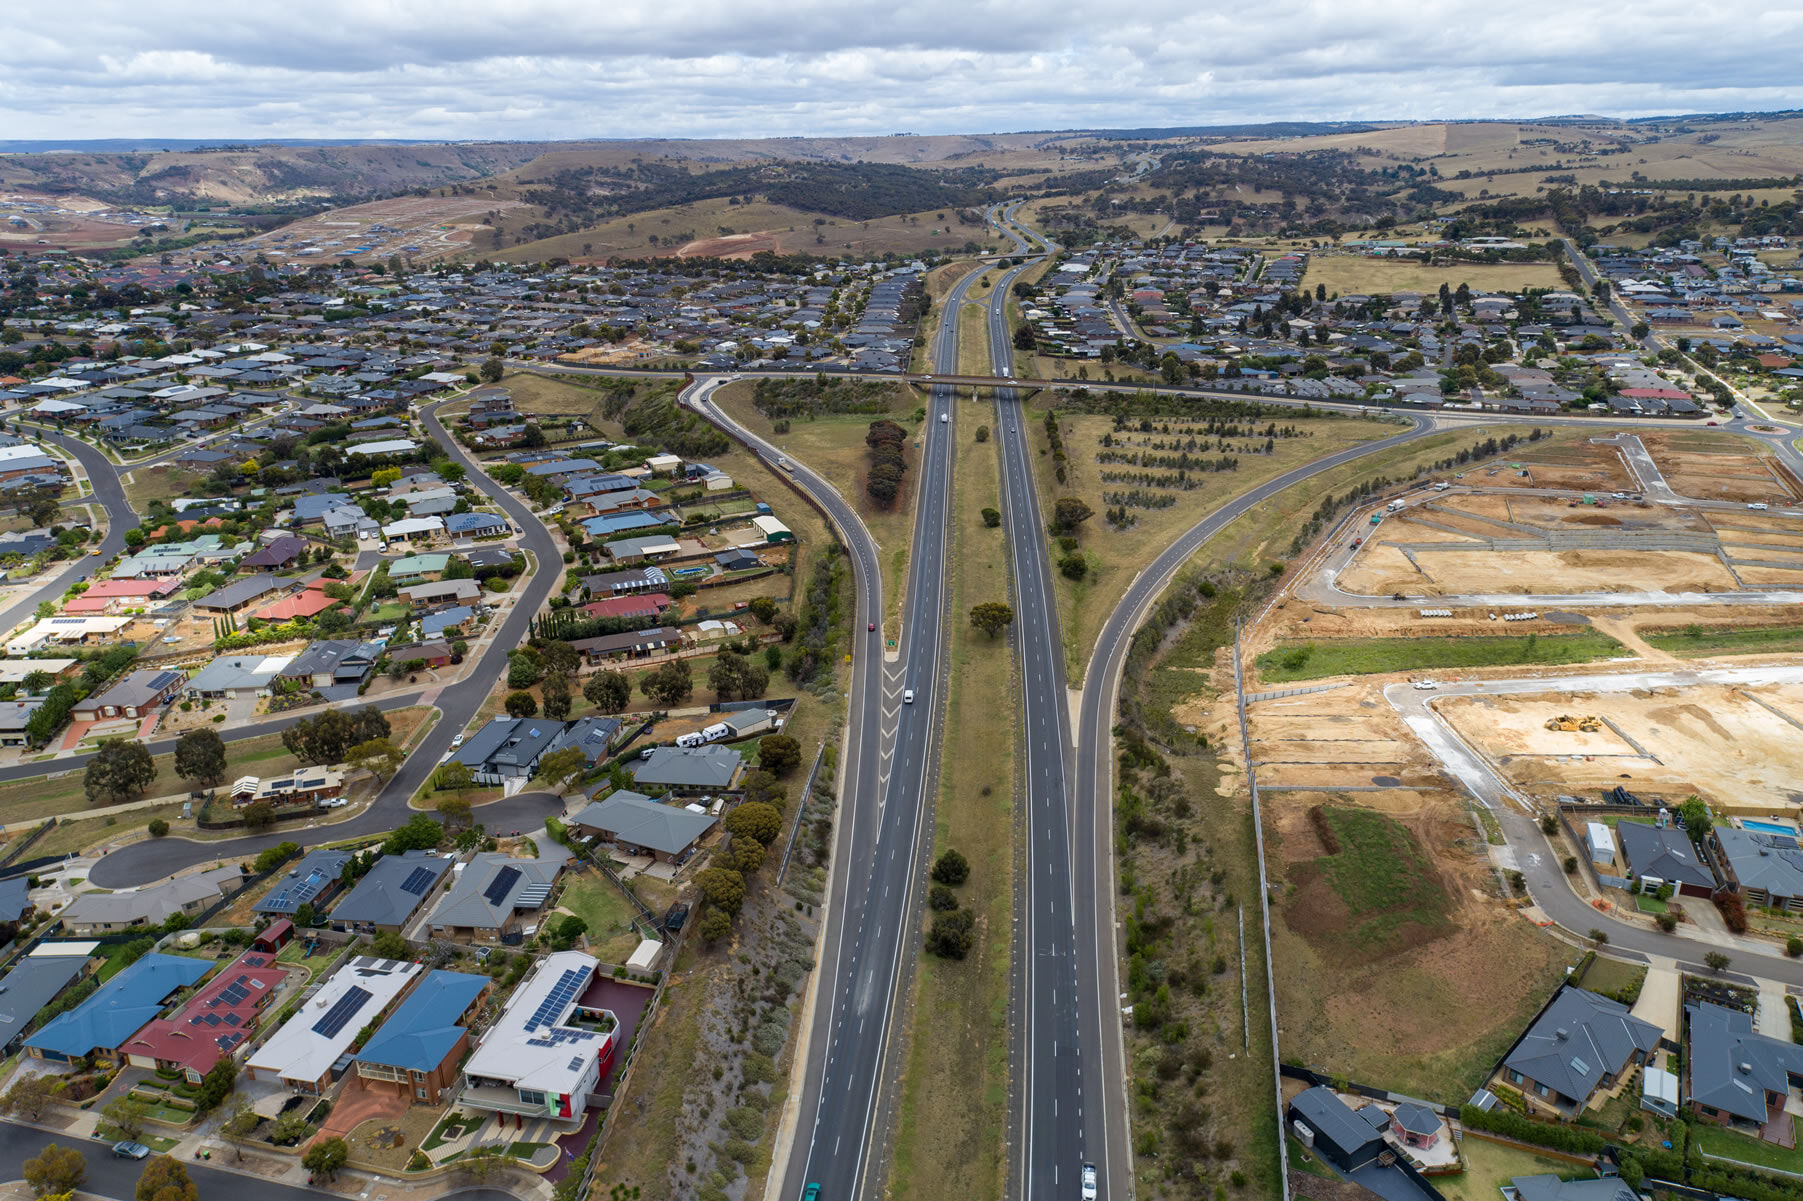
[
  {"left": 777, "top": 457, "right": 794, "bottom": 473},
  {"left": 1385, "top": 500, "right": 1405, "bottom": 512}
]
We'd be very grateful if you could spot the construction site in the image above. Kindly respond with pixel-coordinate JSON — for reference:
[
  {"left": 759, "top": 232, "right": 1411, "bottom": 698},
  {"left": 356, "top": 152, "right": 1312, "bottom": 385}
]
[{"left": 1196, "top": 425, "right": 1803, "bottom": 1104}]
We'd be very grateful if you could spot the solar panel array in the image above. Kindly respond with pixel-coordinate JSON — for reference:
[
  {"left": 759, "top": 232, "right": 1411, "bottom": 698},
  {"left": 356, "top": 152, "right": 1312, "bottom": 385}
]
[
  {"left": 399, "top": 866, "right": 437, "bottom": 896},
  {"left": 214, "top": 975, "right": 253, "bottom": 1008},
  {"left": 215, "top": 1032, "right": 244, "bottom": 1052},
  {"left": 312, "top": 985, "right": 374, "bottom": 1038},
  {"left": 522, "top": 966, "right": 590, "bottom": 1033},
  {"left": 524, "top": 1025, "right": 598, "bottom": 1049},
  {"left": 483, "top": 865, "right": 522, "bottom": 907},
  {"left": 243, "top": 955, "right": 267, "bottom": 968}
]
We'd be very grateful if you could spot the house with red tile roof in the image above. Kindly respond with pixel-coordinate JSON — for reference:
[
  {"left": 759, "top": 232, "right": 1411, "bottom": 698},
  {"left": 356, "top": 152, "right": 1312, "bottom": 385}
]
[{"left": 117, "top": 952, "right": 288, "bottom": 1080}]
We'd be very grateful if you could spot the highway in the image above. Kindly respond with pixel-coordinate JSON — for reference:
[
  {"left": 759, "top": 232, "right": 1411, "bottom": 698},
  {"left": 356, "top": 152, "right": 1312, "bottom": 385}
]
[
  {"left": 710, "top": 253, "right": 981, "bottom": 1200},
  {"left": 978, "top": 205, "right": 1098, "bottom": 1199},
  {"left": 88, "top": 397, "right": 566, "bottom": 887}
]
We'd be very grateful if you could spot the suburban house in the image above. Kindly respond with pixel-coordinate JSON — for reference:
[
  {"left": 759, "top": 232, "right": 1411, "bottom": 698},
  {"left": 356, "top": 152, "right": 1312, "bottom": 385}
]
[
  {"left": 632, "top": 745, "right": 745, "bottom": 797},
  {"left": 193, "top": 574, "right": 289, "bottom": 614},
  {"left": 446, "top": 512, "right": 507, "bottom": 538},
  {"left": 59, "top": 866, "right": 242, "bottom": 934},
  {"left": 555, "top": 715, "right": 624, "bottom": 764},
  {"left": 400, "top": 579, "right": 481, "bottom": 608},
  {"left": 254, "top": 848, "right": 353, "bottom": 916},
  {"left": 240, "top": 535, "right": 309, "bottom": 571},
  {"left": 25, "top": 954, "right": 213, "bottom": 1064},
  {"left": 278, "top": 639, "right": 382, "bottom": 691},
  {"left": 1711, "top": 828, "right": 1803, "bottom": 911},
  {"left": 428, "top": 853, "right": 566, "bottom": 944},
  {"left": 0, "top": 700, "right": 37, "bottom": 747},
  {"left": 184, "top": 654, "right": 295, "bottom": 702},
  {"left": 118, "top": 951, "right": 287, "bottom": 1080},
  {"left": 7, "top": 615, "right": 135, "bottom": 654},
  {"left": 330, "top": 850, "right": 454, "bottom": 933},
  {"left": 420, "top": 605, "right": 475, "bottom": 639},
  {"left": 383, "top": 516, "right": 445, "bottom": 544},
  {"left": 1507, "top": 1176, "right": 1639, "bottom": 1201},
  {"left": 355, "top": 969, "right": 491, "bottom": 1105},
  {"left": 1685, "top": 1000, "right": 1803, "bottom": 1142},
  {"left": 1617, "top": 821, "right": 1717, "bottom": 897},
  {"left": 1287, "top": 1085, "right": 1386, "bottom": 1172},
  {"left": 1496, "top": 985, "right": 1663, "bottom": 1118},
  {"left": 460, "top": 950, "right": 616, "bottom": 1124},
  {"left": 71, "top": 668, "right": 186, "bottom": 722},
  {"left": 0, "top": 948, "right": 92, "bottom": 1056},
  {"left": 388, "top": 553, "right": 449, "bottom": 583},
  {"left": 570, "top": 626, "right": 681, "bottom": 662},
  {"left": 229, "top": 769, "right": 345, "bottom": 809},
  {"left": 246, "top": 956, "right": 420, "bottom": 1094},
  {"left": 446, "top": 717, "right": 564, "bottom": 786},
  {"left": 568, "top": 790, "right": 717, "bottom": 866}
]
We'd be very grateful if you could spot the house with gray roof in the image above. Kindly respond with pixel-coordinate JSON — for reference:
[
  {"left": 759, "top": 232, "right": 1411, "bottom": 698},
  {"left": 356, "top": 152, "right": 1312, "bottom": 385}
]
[
  {"left": 279, "top": 639, "right": 382, "bottom": 690},
  {"left": 256, "top": 848, "right": 353, "bottom": 916},
  {"left": 631, "top": 745, "right": 745, "bottom": 796},
  {"left": 330, "top": 850, "right": 453, "bottom": 933},
  {"left": 60, "top": 865, "right": 242, "bottom": 934},
  {"left": 193, "top": 574, "right": 289, "bottom": 614},
  {"left": 1685, "top": 1000, "right": 1803, "bottom": 1139},
  {"left": 427, "top": 853, "right": 566, "bottom": 944},
  {"left": 0, "top": 950, "right": 89, "bottom": 1055},
  {"left": 1507, "top": 1176, "right": 1637, "bottom": 1201},
  {"left": 184, "top": 653, "right": 295, "bottom": 701},
  {"left": 568, "top": 790, "right": 717, "bottom": 865},
  {"left": 1286, "top": 1086, "right": 1384, "bottom": 1172},
  {"left": 446, "top": 716, "right": 564, "bottom": 785},
  {"left": 1496, "top": 985, "right": 1662, "bottom": 1118},
  {"left": 1617, "top": 821, "right": 1716, "bottom": 896},
  {"left": 1712, "top": 827, "right": 1803, "bottom": 911}
]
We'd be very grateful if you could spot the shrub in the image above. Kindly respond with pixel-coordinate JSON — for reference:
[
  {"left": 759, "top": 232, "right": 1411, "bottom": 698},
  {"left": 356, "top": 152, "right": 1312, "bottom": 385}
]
[
  {"left": 928, "top": 884, "right": 959, "bottom": 911},
  {"left": 927, "top": 909, "right": 975, "bottom": 959},
  {"left": 1458, "top": 1103, "right": 1606, "bottom": 1154},
  {"left": 1715, "top": 891, "right": 1749, "bottom": 934},
  {"left": 1657, "top": 912, "right": 1678, "bottom": 933},
  {"left": 148, "top": 819, "right": 170, "bottom": 837},
  {"left": 931, "top": 848, "right": 969, "bottom": 885}
]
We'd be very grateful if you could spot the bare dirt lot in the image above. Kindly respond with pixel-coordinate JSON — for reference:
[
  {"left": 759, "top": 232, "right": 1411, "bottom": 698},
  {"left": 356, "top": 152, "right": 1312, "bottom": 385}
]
[
  {"left": 1438, "top": 684, "right": 1803, "bottom": 812},
  {"left": 1641, "top": 433, "right": 1800, "bottom": 505},
  {"left": 1338, "top": 543, "right": 1739, "bottom": 596}
]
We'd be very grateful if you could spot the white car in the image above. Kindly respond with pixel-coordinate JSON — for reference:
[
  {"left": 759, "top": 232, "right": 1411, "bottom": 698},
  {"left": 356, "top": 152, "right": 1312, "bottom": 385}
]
[
  {"left": 450, "top": 733, "right": 465, "bottom": 749},
  {"left": 1082, "top": 1163, "right": 1098, "bottom": 1200},
  {"left": 1413, "top": 680, "right": 1440, "bottom": 691},
  {"left": 903, "top": 689, "right": 915, "bottom": 704}
]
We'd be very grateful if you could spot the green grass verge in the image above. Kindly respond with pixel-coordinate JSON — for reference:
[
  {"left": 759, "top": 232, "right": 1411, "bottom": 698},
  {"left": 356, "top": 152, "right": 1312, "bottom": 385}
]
[
  {"left": 1255, "top": 632, "right": 1626, "bottom": 682},
  {"left": 1312, "top": 806, "right": 1453, "bottom": 944},
  {"left": 1697, "top": 1122, "right": 1803, "bottom": 1175},
  {"left": 1644, "top": 623, "right": 1803, "bottom": 658}
]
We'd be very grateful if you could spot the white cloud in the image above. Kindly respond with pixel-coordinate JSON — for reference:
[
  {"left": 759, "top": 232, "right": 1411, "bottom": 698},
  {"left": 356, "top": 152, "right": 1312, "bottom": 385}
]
[{"left": 1, "top": 0, "right": 1801, "bottom": 140}]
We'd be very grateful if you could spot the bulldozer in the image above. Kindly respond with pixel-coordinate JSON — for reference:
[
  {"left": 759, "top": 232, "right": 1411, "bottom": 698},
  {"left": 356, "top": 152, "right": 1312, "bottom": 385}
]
[{"left": 1544, "top": 714, "right": 1603, "bottom": 732}]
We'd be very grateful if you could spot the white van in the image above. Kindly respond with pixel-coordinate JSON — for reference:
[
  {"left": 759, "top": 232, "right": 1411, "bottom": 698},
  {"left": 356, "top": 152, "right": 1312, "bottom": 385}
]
[
  {"left": 903, "top": 689, "right": 915, "bottom": 704},
  {"left": 940, "top": 413, "right": 949, "bottom": 423},
  {"left": 1748, "top": 502, "right": 1769, "bottom": 511}
]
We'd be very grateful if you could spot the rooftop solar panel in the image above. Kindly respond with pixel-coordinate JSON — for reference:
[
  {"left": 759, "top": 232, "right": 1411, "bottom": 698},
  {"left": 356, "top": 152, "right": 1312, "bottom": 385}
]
[
  {"left": 483, "top": 865, "right": 522, "bottom": 907},
  {"left": 312, "top": 985, "right": 374, "bottom": 1038},
  {"left": 399, "top": 866, "right": 437, "bottom": 896}
]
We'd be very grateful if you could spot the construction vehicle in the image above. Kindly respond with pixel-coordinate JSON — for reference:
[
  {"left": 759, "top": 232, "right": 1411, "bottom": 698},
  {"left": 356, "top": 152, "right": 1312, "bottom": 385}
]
[{"left": 1544, "top": 714, "right": 1603, "bottom": 733}]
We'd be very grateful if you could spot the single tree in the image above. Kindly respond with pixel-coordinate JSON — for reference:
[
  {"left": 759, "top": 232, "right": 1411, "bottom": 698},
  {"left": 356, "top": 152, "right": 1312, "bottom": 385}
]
[
  {"left": 695, "top": 866, "right": 746, "bottom": 915},
  {"left": 540, "top": 673, "right": 572, "bottom": 720},
  {"left": 757, "top": 734, "right": 802, "bottom": 776},
  {"left": 541, "top": 640, "right": 580, "bottom": 680},
  {"left": 0, "top": 1073, "right": 59, "bottom": 1121},
  {"left": 241, "top": 801, "right": 277, "bottom": 832},
  {"left": 433, "top": 761, "right": 475, "bottom": 793},
  {"left": 23, "top": 1143, "right": 85, "bottom": 1197},
  {"left": 148, "top": 818, "right": 170, "bottom": 837},
  {"left": 981, "top": 507, "right": 1001, "bottom": 528},
  {"left": 172, "top": 728, "right": 227, "bottom": 787},
  {"left": 436, "top": 795, "right": 474, "bottom": 829},
  {"left": 302, "top": 1137, "right": 350, "bottom": 1182},
  {"left": 104, "top": 1094, "right": 150, "bottom": 1140},
  {"left": 583, "top": 669, "right": 632, "bottom": 714},
  {"left": 969, "top": 601, "right": 1015, "bottom": 638},
  {"left": 535, "top": 746, "right": 588, "bottom": 790},
  {"left": 932, "top": 848, "right": 970, "bottom": 885},
  {"left": 698, "top": 909, "right": 733, "bottom": 941},
  {"left": 504, "top": 690, "right": 539, "bottom": 718},
  {"left": 926, "top": 908, "right": 975, "bottom": 959},
  {"left": 84, "top": 739, "right": 157, "bottom": 804},
  {"left": 478, "top": 357, "right": 505, "bottom": 384},
  {"left": 640, "top": 658, "right": 693, "bottom": 707},
  {"left": 193, "top": 1055, "right": 237, "bottom": 1113},
  {"left": 1050, "top": 496, "right": 1094, "bottom": 534},
  {"left": 346, "top": 738, "right": 404, "bottom": 782},
  {"left": 724, "top": 801, "right": 783, "bottom": 847},
  {"left": 1678, "top": 795, "right": 1712, "bottom": 844},
  {"left": 1705, "top": 950, "right": 1732, "bottom": 974},
  {"left": 136, "top": 1154, "right": 199, "bottom": 1201}
]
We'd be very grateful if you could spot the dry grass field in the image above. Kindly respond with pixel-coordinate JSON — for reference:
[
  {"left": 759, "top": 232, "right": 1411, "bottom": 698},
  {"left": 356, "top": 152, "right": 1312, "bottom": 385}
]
[{"left": 1302, "top": 255, "right": 1566, "bottom": 298}]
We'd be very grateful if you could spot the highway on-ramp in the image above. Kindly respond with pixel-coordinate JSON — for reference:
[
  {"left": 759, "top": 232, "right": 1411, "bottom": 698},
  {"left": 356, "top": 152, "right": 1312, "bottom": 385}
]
[
  {"left": 690, "top": 265, "right": 979, "bottom": 1200},
  {"left": 0, "top": 430, "right": 135, "bottom": 634},
  {"left": 88, "top": 397, "right": 565, "bottom": 888}
]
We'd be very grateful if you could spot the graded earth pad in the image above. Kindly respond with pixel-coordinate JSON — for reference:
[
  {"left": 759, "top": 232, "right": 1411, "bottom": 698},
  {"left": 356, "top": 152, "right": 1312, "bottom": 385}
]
[
  {"left": 1335, "top": 543, "right": 1739, "bottom": 597},
  {"left": 1640, "top": 433, "right": 1800, "bottom": 506},
  {"left": 1436, "top": 684, "right": 1803, "bottom": 811}
]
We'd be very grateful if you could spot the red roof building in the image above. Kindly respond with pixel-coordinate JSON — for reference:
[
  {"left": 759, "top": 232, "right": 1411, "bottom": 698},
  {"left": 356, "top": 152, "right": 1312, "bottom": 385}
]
[
  {"left": 253, "top": 919, "right": 295, "bottom": 952},
  {"left": 583, "top": 592, "right": 673, "bottom": 620},
  {"left": 81, "top": 578, "right": 182, "bottom": 600},
  {"left": 118, "top": 952, "right": 288, "bottom": 1080}
]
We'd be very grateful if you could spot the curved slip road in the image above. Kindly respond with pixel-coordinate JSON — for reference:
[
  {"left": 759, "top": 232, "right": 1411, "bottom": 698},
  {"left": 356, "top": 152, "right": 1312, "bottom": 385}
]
[
  {"left": 89, "top": 398, "right": 565, "bottom": 888},
  {"left": 0, "top": 430, "right": 135, "bottom": 635}
]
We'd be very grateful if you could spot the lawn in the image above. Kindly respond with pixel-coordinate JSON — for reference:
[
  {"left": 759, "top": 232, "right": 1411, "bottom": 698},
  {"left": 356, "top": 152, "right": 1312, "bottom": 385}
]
[
  {"left": 889, "top": 386, "right": 1016, "bottom": 1201},
  {"left": 1255, "top": 632, "right": 1626, "bottom": 683},
  {"left": 1636, "top": 894, "right": 1670, "bottom": 914},
  {"left": 1301, "top": 256, "right": 1567, "bottom": 299},
  {"left": 1305, "top": 806, "right": 1453, "bottom": 953},
  {"left": 1576, "top": 956, "right": 1647, "bottom": 1000},
  {"left": 1696, "top": 1122, "right": 1803, "bottom": 1175},
  {"left": 1644, "top": 623, "right": 1803, "bottom": 658},
  {"left": 1437, "top": 1135, "right": 1590, "bottom": 1201},
  {"left": 557, "top": 870, "right": 643, "bottom": 963}
]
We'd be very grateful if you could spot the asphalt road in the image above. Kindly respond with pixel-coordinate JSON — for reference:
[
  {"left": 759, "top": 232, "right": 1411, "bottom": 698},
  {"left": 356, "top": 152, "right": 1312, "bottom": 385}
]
[
  {"left": 0, "top": 430, "right": 135, "bottom": 635},
  {"left": 980, "top": 206, "right": 1099, "bottom": 1199},
  {"left": 0, "top": 1120, "right": 517, "bottom": 1201},
  {"left": 88, "top": 399, "right": 566, "bottom": 888},
  {"left": 683, "top": 347, "right": 960, "bottom": 1199}
]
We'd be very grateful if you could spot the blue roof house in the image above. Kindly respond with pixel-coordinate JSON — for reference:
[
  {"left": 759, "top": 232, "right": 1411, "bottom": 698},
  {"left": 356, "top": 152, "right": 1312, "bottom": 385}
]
[
  {"left": 355, "top": 969, "right": 491, "bottom": 1103},
  {"left": 25, "top": 953, "right": 211, "bottom": 1063}
]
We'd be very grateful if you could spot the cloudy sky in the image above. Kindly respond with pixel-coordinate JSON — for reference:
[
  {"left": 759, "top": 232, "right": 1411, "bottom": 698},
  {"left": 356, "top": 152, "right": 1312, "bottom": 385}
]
[{"left": 5, "top": 0, "right": 1803, "bottom": 142}]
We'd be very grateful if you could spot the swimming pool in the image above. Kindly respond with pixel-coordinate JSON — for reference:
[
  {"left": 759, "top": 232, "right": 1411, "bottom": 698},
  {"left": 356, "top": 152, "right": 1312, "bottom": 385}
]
[{"left": 1742, "top": 818, "right": 1798, "bottom": 837}]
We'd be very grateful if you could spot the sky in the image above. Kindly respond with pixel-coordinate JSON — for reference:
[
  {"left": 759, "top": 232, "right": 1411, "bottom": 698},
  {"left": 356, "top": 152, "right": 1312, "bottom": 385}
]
[{"left": 5, "top": 0, "right": 1803, "bottom": 141}]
